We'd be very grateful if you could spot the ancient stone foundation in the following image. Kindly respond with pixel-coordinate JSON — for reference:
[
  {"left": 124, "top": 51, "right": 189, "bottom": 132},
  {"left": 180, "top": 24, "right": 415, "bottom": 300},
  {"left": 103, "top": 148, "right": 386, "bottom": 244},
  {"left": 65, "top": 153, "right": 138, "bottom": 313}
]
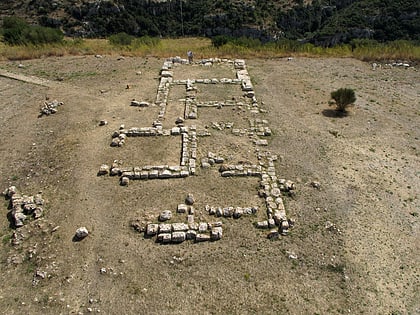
[{"left": 98, "top": 57, "right": 294, "bottom": 242}]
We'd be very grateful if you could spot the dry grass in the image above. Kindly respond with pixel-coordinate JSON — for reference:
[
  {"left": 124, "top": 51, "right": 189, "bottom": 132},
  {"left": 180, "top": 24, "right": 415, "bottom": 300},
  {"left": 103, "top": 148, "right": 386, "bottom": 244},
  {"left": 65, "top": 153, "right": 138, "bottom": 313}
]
[{"left": 1, "top": 37, "right": 419, "bottom": 62}]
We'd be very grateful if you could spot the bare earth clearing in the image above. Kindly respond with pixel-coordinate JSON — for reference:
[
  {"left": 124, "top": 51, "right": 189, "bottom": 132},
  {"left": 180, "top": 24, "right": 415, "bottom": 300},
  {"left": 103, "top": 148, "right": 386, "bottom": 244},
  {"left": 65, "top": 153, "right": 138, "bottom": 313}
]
[{"left": 0, "top": 55, "right": 419, "bottom": 314}]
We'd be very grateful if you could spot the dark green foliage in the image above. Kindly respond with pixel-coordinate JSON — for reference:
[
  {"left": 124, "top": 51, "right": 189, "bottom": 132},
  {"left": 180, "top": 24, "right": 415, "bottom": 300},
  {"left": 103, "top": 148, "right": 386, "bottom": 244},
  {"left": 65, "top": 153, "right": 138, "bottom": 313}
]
[
  {"left": 331, "top": 88, "right": 356, "bottom": 112},
  {"left": 211, "top": 35, "right": 232, "bottom": 48},
  {"left": 3, "top": 1, "right": 420, "bottom": 46},
  {"left": 1, "top": 17, "right": 63, "bottom": 45},
  {"left": 109, "top": 32, "right": 135, "bottom": 46},
  {"left": 211, "top": 35, "right": 262, "bottom": 48}
]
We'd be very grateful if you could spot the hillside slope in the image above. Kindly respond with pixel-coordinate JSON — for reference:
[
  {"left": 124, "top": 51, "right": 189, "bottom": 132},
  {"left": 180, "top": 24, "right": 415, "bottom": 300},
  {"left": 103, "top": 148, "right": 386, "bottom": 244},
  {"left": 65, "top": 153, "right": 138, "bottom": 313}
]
[{"left": 0, "top": 1, "right": 419, "bottom": 44}]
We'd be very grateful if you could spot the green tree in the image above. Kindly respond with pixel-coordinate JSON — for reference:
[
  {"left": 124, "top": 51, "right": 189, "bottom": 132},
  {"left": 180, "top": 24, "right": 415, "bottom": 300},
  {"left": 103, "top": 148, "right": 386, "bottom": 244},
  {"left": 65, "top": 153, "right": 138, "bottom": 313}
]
[
  {"left": 2, "top": 16, "right": 63, "bottom": 45},
  {"left": 330, "top": 88, "right": 356, "bottom": 113}
]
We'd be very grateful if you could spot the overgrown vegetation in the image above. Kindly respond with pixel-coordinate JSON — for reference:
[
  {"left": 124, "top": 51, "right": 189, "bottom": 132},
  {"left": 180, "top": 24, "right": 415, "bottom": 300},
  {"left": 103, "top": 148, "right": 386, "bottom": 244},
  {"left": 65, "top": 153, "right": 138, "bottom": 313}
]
[
  {"left": 109, "top": 32, "right": 160, "bottom": 48},
  {"left": 330, "top": 88, "right": 357, "bottom": 113},
  {"left": 1, "top": 17, "right": 63, "bottom": 45},
  {"left": 0, "top": 36, "right": 419, "bottom": 62}
]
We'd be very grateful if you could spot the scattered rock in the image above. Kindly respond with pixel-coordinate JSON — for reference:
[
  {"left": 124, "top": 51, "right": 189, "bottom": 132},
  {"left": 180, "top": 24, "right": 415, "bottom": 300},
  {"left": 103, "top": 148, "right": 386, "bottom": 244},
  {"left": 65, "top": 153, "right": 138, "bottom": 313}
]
[
  {"left": 74, "top": 227, "right": 89, "bottom": 241},
  {"left": 286, "top": 250, "right": 298, "bottom": 260},
  {"left": 98, "top": 164, "right": 110, "bottom": 176},
  {"left": 311, "top": 181, "right": 321, "bottom": 189},
  {"left": 120, "top": 177, "right": 129, "bottom": 186},
  {"left": 159, "top": 210, "right": 172, "bottom": 222},
  {"left": 185, "top": 193, "right": 195, "bottom": 205},
  {"left": 99, "top": 120, "right": 108, "bottom": 126},
  {"left": 39, "top": 100, "right": 63, "bottom": 116}
]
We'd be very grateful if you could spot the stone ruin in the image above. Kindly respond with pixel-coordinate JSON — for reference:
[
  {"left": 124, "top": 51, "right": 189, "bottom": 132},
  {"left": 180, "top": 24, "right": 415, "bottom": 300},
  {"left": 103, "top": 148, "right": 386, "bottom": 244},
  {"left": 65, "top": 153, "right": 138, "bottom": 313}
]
[
  {"left": 39, "top": 99, "right": 64, "bottom": 117},
  {"left": 2, "top": 186, "right": 45, "bottom": 228},
  {"left": 98, "top": 57, "right": 294, "bottom": 242}
]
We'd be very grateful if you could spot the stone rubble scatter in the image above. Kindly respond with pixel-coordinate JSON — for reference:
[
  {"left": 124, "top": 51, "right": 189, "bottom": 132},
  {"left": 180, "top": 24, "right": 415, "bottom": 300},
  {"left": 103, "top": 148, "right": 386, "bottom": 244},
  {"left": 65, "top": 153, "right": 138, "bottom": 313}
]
[
  {"left": 39, "top": 99, "right": 63, "bottom": 116},
  {"left": 2, "top": 186, "right": 44, "bottom": 228}
]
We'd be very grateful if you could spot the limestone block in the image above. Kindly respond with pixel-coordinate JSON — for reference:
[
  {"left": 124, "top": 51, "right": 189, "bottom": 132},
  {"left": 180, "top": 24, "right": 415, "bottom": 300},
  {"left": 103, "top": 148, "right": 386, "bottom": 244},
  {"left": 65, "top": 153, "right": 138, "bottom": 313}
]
[
  {"left": 187, "top": 215, "right": 194, "bottom": 225},
  {"left": 180, "top": 171, "right": 189, "bottom": 177},
  {"left": 3, "top": 186, "right": 17, "bottom": 198},
  {"left": 215, "top": 207, "right": 223, "bottom": 217},
  {"left": 159, "top": 223, "right": 172, "bottom": 233},
  {"left": 209, "top": 207, "right": 216, "bottom": 215},
  {"left": 14, "top": 212, "right": 27, "bottom": 227},
  {"left": 255, "top": 139, "right": 268, "bottom": 146},
  {"left": 157, "top": 233, "right": 172, "bottom": 243},
  {"left": 161, "top": 70, "right": 173, "bottom": 78},
  {"left": 189, "top": 223, "right": 198, "bottom": 230},
  {"left": 209, "top": 221, "right": 223, "bottom": 228},
  {"left": 146, "top": 224, "right": 159, "bottom": 236},
  {"left": 223, "top": 207, "right": 234, "bottom": 217},
  {"left": 159, "top": 210, "right": 172, "bottom": 222},
  {"left": 195, "top": 234, "right": 211, "bottom": 242},
  {"left": 149, "top": 170, "right": 159, "bottom": 179},
  {"left": 198, "top": 222, "right": 208, "bottom": 233},
  {"left": 267, "top": 229, "right": 279, "bottom": 240},
  {"left": 211, "top": 227, "right": 223, "bottom": 241},
  {"left": 186, "top": 230, "right": 197, "bottom": 240},
  {"left": 221, "top": 171, "right": 235, "bottom": 177},
  {"left": 159, "top": 170, "right": 173, "bottom": 179},
  {"left": 172, "top": 223, "right": 189, "bottom": 232},
  {"left": 111, "top": 138, "right": 120, "bottom": 147},
  {"left": 268, "top": 218, "right": 276, "bottom": 228},
  {"left": 171, "top": 127, "right": 181, "bottom": 135},
  {"left": 98, "top": 164, "right": 110, "bottom": 175},
  {"left": 271, "top": 188, "right": 281, "bottom": 197},
  {"left": 120, "top": 177, "right": 129, "bottom": 186},
  {"left": 177, "top": 204, "right": 188, "bottom": 213},
  {"left": 256, "top": 221, "right": 269, "bottom": 229},
  {"left": 34, "top": 194, "right": 44, "bottom": 205},
  {"left": 233, "top": 207, "right": 243, "bottom": 219},
  {"left": 34, "top": 207, "right": 44, "bottom": 219},
  {"left": 172, "top": 231, "right": 186, "bottom": 243}
]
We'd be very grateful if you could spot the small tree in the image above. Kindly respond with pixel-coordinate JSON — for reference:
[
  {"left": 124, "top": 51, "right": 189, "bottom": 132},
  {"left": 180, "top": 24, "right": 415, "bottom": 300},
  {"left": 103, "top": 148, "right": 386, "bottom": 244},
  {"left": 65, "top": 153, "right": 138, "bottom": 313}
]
[{"left": 330, "top": 88, "right": 356, "bottom": 113}]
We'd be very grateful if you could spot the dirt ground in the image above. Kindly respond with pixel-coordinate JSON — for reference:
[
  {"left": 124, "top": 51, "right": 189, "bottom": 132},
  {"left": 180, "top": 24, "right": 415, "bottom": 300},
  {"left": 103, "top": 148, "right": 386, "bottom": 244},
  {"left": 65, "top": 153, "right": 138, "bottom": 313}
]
[{"left": 0, "top": 55, "right": 419, "bottom": 315}]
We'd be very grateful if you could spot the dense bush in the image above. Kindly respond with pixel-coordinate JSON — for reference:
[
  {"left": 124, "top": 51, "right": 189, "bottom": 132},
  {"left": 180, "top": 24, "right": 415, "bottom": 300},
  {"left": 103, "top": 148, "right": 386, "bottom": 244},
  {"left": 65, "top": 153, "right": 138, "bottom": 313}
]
[
  {"left": 1, "top": 17, "right": 63, "bottom": 45},
  {"left": 331, "top": 88, "right": 356, "bottom": 113},
  {"left": 132, "top": 36, "right": 160, "bottom": 47},
  {"left": 211, "top": 35, "right": 231, "bottom": 48},
  {"left": 109, "top": 32, "right": 135, "bottom": 46}
]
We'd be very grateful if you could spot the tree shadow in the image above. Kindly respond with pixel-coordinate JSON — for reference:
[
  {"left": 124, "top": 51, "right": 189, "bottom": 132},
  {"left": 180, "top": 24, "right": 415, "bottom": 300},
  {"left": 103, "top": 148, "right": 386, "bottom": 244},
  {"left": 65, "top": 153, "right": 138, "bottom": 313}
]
[{"left": 322, "top": 109, "right": 349, "bottom": 118}]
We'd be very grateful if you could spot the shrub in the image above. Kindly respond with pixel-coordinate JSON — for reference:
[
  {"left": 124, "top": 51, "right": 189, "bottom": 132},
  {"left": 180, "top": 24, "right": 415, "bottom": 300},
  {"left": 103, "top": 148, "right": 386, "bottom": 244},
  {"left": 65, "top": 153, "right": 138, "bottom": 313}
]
[
  {"left": 1, "top": 17, "right": 63, "bottom": 45},
  {"left": 211, "top": 35, "right": 231, "bottom": 48},
  {"left": 330, "top": 88, "right": 356, "bottom": 112},
  {"left": 132, "top": 36, "right": 160, "bottom": 47},
  {"left": 109, "top": 32, "right": 135, "bottom": 46}
]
